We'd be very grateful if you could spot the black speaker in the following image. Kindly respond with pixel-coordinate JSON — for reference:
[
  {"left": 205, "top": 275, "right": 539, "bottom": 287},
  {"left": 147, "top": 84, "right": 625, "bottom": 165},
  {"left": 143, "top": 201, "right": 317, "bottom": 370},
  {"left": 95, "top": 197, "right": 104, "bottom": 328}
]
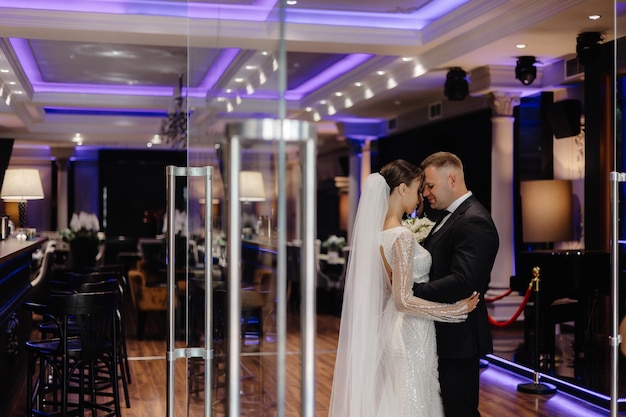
[{"left": 548, "top": 99, "right": 581, "bottom": 139}]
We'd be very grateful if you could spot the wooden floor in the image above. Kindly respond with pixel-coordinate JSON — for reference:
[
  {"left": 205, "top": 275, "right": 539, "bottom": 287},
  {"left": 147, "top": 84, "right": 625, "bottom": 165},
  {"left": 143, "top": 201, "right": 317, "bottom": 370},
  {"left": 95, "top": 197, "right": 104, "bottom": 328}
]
[{"left": 8, "top": 300, "right": 621, "bottom": 417}]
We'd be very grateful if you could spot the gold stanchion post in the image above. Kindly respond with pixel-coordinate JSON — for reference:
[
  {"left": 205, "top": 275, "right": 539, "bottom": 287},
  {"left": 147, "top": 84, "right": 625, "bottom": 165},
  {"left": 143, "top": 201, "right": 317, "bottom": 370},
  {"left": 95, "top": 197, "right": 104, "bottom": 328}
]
[{"left": 517, "top": 266, "right": 557, "bottom": 394}]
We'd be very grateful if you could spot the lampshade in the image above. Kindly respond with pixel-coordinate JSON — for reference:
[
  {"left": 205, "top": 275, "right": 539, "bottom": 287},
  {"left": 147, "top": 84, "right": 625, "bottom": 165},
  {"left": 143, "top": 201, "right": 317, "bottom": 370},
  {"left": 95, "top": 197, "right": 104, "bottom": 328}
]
[
  {"left": 239, "top": 171, "right": 266, "bottom": 202},
  {"left": 520, "top": 179, "right": 573, "bottom": 243},
  {"left": 1, "top": 169, "right": 44, "bottom": 201}
]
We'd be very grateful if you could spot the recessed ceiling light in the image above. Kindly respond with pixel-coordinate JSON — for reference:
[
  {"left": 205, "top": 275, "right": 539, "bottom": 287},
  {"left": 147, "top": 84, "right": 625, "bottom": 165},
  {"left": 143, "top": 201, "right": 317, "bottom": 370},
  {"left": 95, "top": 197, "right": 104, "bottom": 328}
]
[
  {"left": 376, "top": 70, "right": 386, "bottom": 76},
  {"left": 0, "top": 69, "right": 9, "bottom": 73},
  {"left": 305, "top": 107, "right": 312, "bottom": 112},
  {"left": 588, "top": 14, "right": 601, "bottom": 20},
  {"left": 234, "top": 78, "right": 244, "bottom": 83},
  {"left": 334, "top": 92, "right": 343, "bottom": 97},
  {"left": 516, "top": 43, "right": 527, "bottom": 49},
  {"left": 320, "top": 100, "right": 327, "bottom": 105},
  {"left": 245, "top": 65, "right": 257, "bottom": 70},
  {"left": 354, "top": 82, "right": 362, "bottom": 87},
  {"left": 146, "top": 142, "right": 153, "bottom": 148},
  {"left": 7, "top": 81, "right": 15, "bottom": 85},
  {"left": 286, "top": 0, "right": 297, "bottom": 4},
  {"left": 225, "top": 89, "right": 232, "bottom": 93},
  {"left": 402, "top": 57, "right": 413, "bottom": 62}
]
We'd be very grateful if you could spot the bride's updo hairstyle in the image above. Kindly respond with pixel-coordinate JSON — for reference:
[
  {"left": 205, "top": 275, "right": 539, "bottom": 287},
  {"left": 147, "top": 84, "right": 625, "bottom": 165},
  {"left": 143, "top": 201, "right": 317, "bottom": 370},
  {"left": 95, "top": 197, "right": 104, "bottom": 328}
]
[{"left": 379, "top": 159, "right": 425, "bottom": 213}]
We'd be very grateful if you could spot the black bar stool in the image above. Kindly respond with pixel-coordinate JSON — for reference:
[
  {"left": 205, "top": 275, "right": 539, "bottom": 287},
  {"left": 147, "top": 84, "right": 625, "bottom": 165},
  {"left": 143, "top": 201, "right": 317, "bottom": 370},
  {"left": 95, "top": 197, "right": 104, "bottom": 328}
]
[{"left": 26, "top": 290, "right": 121, "bottom": 417}]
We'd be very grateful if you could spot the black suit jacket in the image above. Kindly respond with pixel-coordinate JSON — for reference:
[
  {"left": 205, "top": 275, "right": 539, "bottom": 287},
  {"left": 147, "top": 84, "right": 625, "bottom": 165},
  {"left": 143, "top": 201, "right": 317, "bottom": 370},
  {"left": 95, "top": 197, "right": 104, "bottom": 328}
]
[{"left": 413, "top": 195, "right": 499, "bottom": 359}]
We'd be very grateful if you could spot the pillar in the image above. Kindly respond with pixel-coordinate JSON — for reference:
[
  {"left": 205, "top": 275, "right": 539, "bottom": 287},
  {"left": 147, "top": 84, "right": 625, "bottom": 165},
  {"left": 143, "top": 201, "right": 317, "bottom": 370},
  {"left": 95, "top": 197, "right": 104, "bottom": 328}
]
[
  {"left": 488, "top": 92, "right": 518, "bottom": 289},
  {"left": 487, "top": 92, "right": 522, "bottom": 320},
  {"left": 50, "top": 147, "right": 75, "bottom": 230}
]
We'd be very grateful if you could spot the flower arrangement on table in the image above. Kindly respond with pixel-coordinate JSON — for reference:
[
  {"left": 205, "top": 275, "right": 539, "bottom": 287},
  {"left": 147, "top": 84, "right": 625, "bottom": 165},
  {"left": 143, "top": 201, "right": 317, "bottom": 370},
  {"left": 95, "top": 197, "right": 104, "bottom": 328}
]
[
  {"left": 60, "top": 211, "right": 103, "bottom": 269},
  {"left": 322, "top": 234, "right": 346, "bottom": 253},
  {"left": 60, "top": 211, "right": 102, "bottom": 244},
  {"left": 402, "top": 214, "right": 435, "bottom": 244},
  {"left": 161, "top": 209, "right": 188, "bottom": 236}
]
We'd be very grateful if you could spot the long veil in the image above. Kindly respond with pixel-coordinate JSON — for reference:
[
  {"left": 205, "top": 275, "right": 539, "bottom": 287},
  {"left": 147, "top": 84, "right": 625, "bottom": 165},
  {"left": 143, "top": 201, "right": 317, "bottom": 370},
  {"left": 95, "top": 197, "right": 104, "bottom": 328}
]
[{"left": 328, "top": 173, "right": 396, "bottom": 417}]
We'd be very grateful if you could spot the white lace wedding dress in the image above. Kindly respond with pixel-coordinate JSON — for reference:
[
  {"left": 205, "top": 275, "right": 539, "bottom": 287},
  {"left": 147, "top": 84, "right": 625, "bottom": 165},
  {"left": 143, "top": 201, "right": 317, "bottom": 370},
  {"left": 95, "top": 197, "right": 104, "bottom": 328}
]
[{"left": 381, "top": 226, "right": 454, "bottom": 417}]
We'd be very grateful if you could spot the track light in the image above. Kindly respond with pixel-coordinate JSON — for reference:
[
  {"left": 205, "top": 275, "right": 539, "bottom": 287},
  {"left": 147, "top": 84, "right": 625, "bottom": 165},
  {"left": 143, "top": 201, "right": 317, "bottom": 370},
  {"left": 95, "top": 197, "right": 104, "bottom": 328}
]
[
  {"left": 515, "top": 56, "right": 537, "bottom": 86},
  {"left": 444, "top": 67, "right": 468, "bottom": 101},
  {"left": 576, "top": 32, "right": 603, "bottom": 66}
]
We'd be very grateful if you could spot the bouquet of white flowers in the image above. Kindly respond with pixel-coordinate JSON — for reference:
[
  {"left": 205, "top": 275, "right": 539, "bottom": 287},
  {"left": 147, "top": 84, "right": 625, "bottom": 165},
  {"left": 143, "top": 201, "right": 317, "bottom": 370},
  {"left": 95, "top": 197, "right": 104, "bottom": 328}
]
[
  {"left": 60, "top": 211, "right": 101, "bottom": 243},
  {"left": 162, "top": 209, "right": 188, "bottom": 235},
  {"left": 322, "top": 234, "right": 346, "bottom": 252},
  {"left": 401, "top": 215, "right": 435, "bottom": 244},
  {"left": 60, "top": 211, "right": 102, "bottom": 269}
]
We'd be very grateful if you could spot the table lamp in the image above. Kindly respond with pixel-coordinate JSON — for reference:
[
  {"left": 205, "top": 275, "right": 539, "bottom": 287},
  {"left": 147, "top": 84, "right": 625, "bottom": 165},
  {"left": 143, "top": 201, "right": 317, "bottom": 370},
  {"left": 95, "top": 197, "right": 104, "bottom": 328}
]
[
  {"left": 239, "top": 171, "right": 266, "bottom": 202},
  {"left": 520, "top": 179, "right": 573, "bottom": 244},
  {"left": 1, "top": 168, "right": 44, "bottom": 238}
]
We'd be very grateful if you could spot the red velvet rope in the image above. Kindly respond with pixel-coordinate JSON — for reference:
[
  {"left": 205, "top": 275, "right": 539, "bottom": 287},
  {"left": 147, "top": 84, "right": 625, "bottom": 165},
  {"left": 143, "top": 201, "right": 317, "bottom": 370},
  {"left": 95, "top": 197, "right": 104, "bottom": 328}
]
[
  {"left": 484, "top": 288, "right": 513, "bottom": 302},
  {"left": 486, "top": 286, "right": 533, "bottom": 327}
]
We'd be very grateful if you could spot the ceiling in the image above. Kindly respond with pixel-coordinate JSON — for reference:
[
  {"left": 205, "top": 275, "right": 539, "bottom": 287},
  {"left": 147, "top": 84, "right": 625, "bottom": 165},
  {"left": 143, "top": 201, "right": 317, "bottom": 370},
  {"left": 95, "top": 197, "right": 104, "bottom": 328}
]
[{"left": 0, "top": 0, "right": 624, "bottom": 150}]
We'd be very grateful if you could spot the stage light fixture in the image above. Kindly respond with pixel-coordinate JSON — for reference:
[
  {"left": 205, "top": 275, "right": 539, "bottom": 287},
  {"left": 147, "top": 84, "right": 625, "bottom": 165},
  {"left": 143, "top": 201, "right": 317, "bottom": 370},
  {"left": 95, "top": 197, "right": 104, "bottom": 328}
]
[
  {"left": 576, "top": 32, "right": 603, "bottom": 66},
  {"left": 444, "top": 67, "right": 468, "bottom": 101},
  {"left": 515, "top": 56, "right": 537, "bottom": 86}
]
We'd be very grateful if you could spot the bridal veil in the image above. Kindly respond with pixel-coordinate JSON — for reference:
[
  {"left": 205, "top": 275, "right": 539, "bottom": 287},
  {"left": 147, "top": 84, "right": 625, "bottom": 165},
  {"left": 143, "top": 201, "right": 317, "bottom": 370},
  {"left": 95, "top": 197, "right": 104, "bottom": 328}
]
[{"left": 328, "top": 173, "right": 397, "bottom": 417}]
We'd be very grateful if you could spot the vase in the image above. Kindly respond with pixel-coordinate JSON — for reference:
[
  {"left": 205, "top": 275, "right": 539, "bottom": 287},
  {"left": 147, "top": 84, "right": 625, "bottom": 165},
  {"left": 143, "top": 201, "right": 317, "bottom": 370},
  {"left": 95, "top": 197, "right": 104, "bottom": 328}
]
[
  {"left": 327, "top": 250, "right": 340, "bottom": 264},
  {"left": 69, "top": 238, "right": 99, "bottom": 271}
]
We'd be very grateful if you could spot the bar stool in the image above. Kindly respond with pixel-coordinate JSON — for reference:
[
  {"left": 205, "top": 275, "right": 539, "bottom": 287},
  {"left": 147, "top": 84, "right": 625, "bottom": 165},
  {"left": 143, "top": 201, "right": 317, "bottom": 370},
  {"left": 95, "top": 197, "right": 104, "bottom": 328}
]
[{"left": 26, "top": 290, "right": 121, "bottom": 417}]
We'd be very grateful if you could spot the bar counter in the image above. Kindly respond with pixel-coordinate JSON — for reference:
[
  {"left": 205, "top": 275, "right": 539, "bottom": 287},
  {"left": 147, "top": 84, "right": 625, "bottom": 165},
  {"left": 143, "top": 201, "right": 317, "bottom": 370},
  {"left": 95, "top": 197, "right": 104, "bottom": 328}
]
[{"left": 0, "top": 237, "right": 46, "bottom": 415}]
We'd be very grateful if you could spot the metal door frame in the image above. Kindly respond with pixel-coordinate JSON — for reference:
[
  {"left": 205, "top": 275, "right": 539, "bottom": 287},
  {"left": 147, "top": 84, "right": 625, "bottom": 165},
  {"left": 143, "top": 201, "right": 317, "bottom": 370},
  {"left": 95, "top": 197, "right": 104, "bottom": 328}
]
[{"left": 166, "top": 165, "right": 213, "bottom": 417}]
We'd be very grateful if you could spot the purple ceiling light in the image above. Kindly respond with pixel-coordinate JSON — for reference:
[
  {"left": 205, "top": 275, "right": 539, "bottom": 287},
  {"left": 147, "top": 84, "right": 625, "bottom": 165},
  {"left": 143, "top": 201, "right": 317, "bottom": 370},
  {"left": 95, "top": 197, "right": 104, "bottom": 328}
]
[{"left": 3, "top": 0, "right": 469, "bottom": 29}]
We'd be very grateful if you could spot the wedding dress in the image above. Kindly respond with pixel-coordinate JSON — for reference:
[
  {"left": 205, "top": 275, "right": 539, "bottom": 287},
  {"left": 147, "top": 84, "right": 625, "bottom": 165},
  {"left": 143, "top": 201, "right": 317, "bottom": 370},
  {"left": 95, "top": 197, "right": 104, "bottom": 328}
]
[
  {"left": 381, "top": 226, "right": 447, "bottom": 417},
  {"left": 328, "top": 173, "right": 469, "bottom": 417}
]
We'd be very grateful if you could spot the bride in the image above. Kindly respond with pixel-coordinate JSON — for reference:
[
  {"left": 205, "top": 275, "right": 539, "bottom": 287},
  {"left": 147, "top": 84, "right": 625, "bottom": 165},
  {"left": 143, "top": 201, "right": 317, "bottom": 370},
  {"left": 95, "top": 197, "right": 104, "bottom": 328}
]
[{"left": 327, "top": 159, "right": 479, "bottom": 417}]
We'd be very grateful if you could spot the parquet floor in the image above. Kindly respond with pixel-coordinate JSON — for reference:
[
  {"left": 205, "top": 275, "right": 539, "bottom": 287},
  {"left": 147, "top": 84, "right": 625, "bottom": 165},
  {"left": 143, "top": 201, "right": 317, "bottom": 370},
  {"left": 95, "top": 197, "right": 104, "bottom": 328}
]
[{"left": 7, "top": 300, "right": 621, "bottom": 417}]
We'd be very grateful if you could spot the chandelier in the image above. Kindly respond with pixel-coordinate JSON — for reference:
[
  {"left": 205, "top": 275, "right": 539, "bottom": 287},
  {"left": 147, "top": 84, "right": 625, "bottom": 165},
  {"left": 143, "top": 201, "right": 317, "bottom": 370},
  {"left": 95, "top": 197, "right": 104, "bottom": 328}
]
[{"left": 159, "top": 74, "right": 188, "bottom": 149}]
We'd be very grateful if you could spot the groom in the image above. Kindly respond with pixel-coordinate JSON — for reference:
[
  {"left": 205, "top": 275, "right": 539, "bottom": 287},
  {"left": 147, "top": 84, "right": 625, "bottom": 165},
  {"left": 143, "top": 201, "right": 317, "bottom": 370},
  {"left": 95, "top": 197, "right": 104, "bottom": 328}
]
[{"left": 413, "top": 151, "right": 499, "bottom": 417}]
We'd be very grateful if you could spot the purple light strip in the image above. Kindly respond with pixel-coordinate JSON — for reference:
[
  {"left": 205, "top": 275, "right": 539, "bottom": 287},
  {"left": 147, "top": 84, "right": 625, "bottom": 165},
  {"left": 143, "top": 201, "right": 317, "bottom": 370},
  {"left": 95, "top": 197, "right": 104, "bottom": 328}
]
[
  {"left": 6, "top": 1, "right": 469, "bottom": 112},
  {"left": 479, "top": 365, "right": 610, "bottom": 416},
  {"left": 485, "top": 354, "right": 626, "bottom": 409},
  {"left": 197, "top": 48, "right": 240, "bottom": 94},
  {"left": 11, "top": 38, "right": 240, "bottom": 98},
  {"left": 286, "top": 53, "right": 374, "bottom": 100},
  {"left": 3, "top": 0, "right": 468, "bottom": 30},
  {"left": 285, "top": 0, "right": 470, "bottom": 30},
  {"left": 12, "top": 34, "right": 371, "bottom": 104},
  {"left": 5, "top": 0, "right": 279, "bottom": 22}
]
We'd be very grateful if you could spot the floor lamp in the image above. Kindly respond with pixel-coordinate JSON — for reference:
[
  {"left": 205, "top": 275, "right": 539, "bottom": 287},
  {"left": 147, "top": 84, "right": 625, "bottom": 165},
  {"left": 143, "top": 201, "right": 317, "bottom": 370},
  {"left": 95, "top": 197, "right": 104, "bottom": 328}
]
[
  {"left": 518, "top": 179, "right": 574, "bottom": 394},
  {"left": 1, "top": 168, "right": 44, "bottom": 239}
]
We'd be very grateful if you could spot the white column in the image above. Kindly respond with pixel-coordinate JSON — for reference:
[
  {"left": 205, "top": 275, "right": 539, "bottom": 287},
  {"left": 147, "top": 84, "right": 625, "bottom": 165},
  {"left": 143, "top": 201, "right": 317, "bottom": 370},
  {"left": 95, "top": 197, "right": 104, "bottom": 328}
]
[
  {"left": 50, "top": 147, "right": 75, "bottom": 230},
  {"left": 57, "top": 161, "right": 69, "bottom": 229},
  {"left": 347, "top": 139, "right": 362, "bottom": 244},
  {"left": 490, "top": 116, "right": 515, "bottom": 289},
  {"left": 487, "top": 92, "right": 521, "bottom": 320}
]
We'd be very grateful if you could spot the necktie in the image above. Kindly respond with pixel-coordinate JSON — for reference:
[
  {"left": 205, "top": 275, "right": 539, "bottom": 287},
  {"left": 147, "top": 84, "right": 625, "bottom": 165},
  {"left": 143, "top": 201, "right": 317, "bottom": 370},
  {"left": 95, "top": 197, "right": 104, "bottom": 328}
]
[{"left": 431, "top": 210, "right": 451, "bottom": 234}]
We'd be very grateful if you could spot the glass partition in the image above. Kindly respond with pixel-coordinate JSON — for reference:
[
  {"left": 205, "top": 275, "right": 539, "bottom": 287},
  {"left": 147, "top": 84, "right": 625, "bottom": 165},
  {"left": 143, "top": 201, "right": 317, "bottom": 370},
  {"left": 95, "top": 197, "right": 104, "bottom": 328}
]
[
  {"left": 488, "top": 0, "right": 625, "bottom": 412},
  {"left": 168, "top": 0, "right": 626, "bottom": 416},
  {"left": 173, "top": 2, "right": 317, "bottom": 417}
]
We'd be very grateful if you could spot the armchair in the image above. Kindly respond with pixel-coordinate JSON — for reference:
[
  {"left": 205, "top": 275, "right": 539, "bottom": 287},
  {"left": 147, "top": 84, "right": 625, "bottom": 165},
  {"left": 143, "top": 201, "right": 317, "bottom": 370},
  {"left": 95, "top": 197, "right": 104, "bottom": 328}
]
[{"left": 127, "top": 260, "right": 168, "bottom": 339}]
